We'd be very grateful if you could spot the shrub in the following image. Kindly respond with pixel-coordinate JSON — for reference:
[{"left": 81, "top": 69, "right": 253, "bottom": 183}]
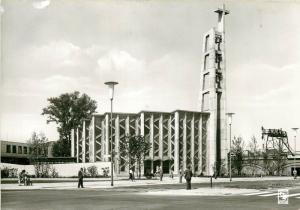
[
  {"left": 34, "top": 162, "right": 50, "bottom": 178},
  {"left": 1, "top": 167, "right": 18, "bottom": 178},
  {"left": 49, "top": 165, "right": 59, "bottom": 178},
  {"left": 1, "top": 167, "right": 10, "bottom": 178},
  {"left": 87, "top": 166, "right": 98, "bottom": 178},
  {"left": 102, "top": 167, "right": 109, "bottom": 177}
]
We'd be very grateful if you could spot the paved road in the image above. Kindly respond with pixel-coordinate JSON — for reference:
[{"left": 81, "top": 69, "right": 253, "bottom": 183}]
[{"left": 2, "top": 186, "right": 300, "bottom": 210}]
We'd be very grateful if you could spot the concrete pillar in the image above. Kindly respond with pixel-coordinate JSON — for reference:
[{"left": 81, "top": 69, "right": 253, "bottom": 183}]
[
  {"left": 89, "top": 117, "right": 95, "bottom": 163},
  {"left": 140, "top": 113, "right": 145, "bottom": 136},
  {"left": 140, "top": 113, "right": 145, "bottom": 175},
  {"left": 150, "top": 114, "right": 154, "bottom": 173},
  {"left": 76, "top": 128, "right": 79, "bottom": 163},
  {"left": 135, "top": 116, "right": 139, "bottom": 136},
  {"left": 183, "top": 114, "right": 187, "bottom": 170},
  {"left": 101, "top": 120, "right": 105, "bottom": 161},
  {"left": 159, "top": 114, "right": 163, "bottom": 160},
  {"left": 174, "top": 112, "right": 179, "bottom": 175},
  {"left": 105, "top": 114, "right": 109, "bottom": 162},
  {"left": 115, "top": 115, "right": 120, "bottom": 174},
  {"left": 191, "top": 115, "right": 195, "bottom": 173},
  {"left": 125, "top": 116, "right": 130, "bottom": 172},
  {"left": 199, "top": 117, "right": 203, "bottom": 173},
  {"left": 71, "top": 129, "right": 75, "bottom": 158},
  {"left": 125, "top": 116, "right": 129, "bottom": 135},
  {"left": 208, "top": 112, "right": 216, "bottom": 176},
  {"left": 168, "top": 116, "right": 172, "bottom": 164},
  {"left": 82, "top": 121, "right": 86, "bottom": 163}
]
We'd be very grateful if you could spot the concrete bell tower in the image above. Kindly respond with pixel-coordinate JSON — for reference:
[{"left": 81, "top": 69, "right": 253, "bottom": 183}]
[{"left": 199, "top": 5, "right": 229, "bottom": 176}]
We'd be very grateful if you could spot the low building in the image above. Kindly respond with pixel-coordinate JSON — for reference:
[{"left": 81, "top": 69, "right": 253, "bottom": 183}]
[
  {"left": 0, "top": 140, "right": 75, "bottom": 164},
  {"left": 1, "top": 140, "right": 31, "bottom": 164}
]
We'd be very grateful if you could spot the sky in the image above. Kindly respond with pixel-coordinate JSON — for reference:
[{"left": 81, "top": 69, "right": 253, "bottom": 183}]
[{"left": 0, "top": 0, "right": 300, "bottom": 151}]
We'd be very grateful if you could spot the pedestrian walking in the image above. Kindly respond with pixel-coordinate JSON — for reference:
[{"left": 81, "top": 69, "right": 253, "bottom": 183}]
[
  {"left": 78, "top": 168, "right": 84, "bottom": 188},
  {"left": 129, "top": 169, "right": 134, "bottom": 181},
  {"left": 293, "top": 169, "right": 297, "bottom": 179},
  {"left": 179, "top": 168, "right": 183, "bottom": 183},
  {"left": 184, "top": 166, "right": 193, "bottom": 190},
  {"left": 159, "top": 166, "right": 163, "bottom": 181},
  {"left": 170, "top": 170, "right": 174, "bottom": 179}
]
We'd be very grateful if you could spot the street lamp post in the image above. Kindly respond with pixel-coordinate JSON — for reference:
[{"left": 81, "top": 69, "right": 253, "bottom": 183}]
[
  {"left": 292, "top": 128, "right": 298, "bottom": 179},
  {"left": 226, "top": 112, "right": 235, "bottom": 182},
  {"left": 105, "top": 81, "right": 118, "bottom": 186}
]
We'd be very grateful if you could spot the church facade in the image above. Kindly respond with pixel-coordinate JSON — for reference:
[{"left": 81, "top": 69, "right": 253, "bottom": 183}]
[
  {"left": 71, "top": 111, "right": 210, "bottom": 175},
  {"left": 71, "top": 7, "right": 229, "bottom": 176}
]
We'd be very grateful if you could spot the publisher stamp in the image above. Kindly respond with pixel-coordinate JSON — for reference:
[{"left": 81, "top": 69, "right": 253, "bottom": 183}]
[{"left": 278, "top": 189, "right": 288, "bottom": 205}]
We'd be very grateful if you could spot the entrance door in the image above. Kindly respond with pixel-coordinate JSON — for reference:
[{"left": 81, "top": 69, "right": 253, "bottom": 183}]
[
  {"left": 163, "top": 160, "right": 170, "bottom": 173},
  {"left": 144, "top": 160, "right": 152, "bottom": 175}
]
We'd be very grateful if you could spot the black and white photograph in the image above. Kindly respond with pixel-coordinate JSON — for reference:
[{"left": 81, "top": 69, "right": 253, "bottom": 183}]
[{"left": 1, "top": 0, "right": 300, "bottom": 209}]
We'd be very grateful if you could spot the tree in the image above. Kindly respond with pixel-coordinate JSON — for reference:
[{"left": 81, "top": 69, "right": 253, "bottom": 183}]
[
  {"left": 248, "top": 136, "right": 260, "bottom": 176},
  {"left": 262, "top": 142, "right": 287, "bottom": 176},
  {"left": 28, "top": 132, "right": 49, "bottom": 159},
  {"left": 27, "top": 132, "right": 49, "bottom": 177},
  {"left": 272, "top": 141, "right": 287, "bottom": 175},
  {"left": 119, "top": 135, "right": 151, "bottom": 179},
  {"left": 42, "top": 91, "right": 97, "bottom": 157},
  {"left": 231, "top": 136, "right": 245, "bottom": 176},
  {"left": 262, "top": 149, "right": 272, "bottom": 175}
]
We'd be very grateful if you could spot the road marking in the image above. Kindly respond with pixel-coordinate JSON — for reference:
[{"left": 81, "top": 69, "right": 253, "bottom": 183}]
[
  {"left": 243, "top": 191, "right": 272, "bottom": 196},
  {"left": 259, "top": 193, "right": 278, "bottom": 197},
  {"left": 296, "top": 197, "right": 300, "bottom": 199},
  {"left": 287, "top": 193, "right": 300, "bottom": 198},
  {"left": 258, "top": 192, "right": 300, "bottom": 198}
]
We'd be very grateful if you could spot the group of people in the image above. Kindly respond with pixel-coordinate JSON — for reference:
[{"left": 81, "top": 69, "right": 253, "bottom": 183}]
[
  {"left": 18, "top": 170, "right": 32, "bottom": 186},
  {"left": 156, "top": 166, "right": 193, "bottom": 190},
  {"left": 76, "top": 166, "right": 193, "bottom": 190}
]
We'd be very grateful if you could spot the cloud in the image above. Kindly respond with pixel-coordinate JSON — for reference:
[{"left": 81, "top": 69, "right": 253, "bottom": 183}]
[
  {"left": 0, "top": 5, "right": 4, "bottom": 14},
  {"left": 32, "top": 0, "right": 51, "bottom": 9},
  {"left": 2, "top": 75, "right": 95, "bottom": 98},
  {"left": 10, "top": 40, "right": 101, "bottom": 80},
  {"left": 94, "top": 50, "right": 148, "bottom": 89},
  {"left": 0, "top": 113, "right": 58, "bottom": 141},
  {"left": 97, "top": 50, "right": 145, "bottom": 73},
  {"left": 229, "top": 62, "right": 300, "bottom": 101},
  {"left": 227, "top": 61, "right": 300, "bottom": 143},
  {"left": 30, "top": 40, "right": 81, "bottom": 67}
]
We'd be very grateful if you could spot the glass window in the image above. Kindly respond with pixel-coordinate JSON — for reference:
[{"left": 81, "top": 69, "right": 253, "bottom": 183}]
[
  {"left": 6, "top": 145, "right": 11, "bottom": 153},
  {"left": 18, "top": 146, "right": 22, "bottom": 154},
  {"left": 24, "top": 146, "right": 28, "bottom": 154},
  {"left": 204, "top": 54, "right": 209, "bottom": 70},
  {"left": 205, "top": 35, "right": 210, "bottom": 51},
  {"left": 12, "top": 145, "right": 17, "bottom": 153},
  {"left": 202, "top": 93, "right": 209, "bottom": 111},
  {"left": 203, "top": 73, "right": 210, "bottom": 90}
]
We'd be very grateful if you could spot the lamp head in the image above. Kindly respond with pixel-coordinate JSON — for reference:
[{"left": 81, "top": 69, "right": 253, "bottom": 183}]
[
  {"left": 226, "top": 112, "right": 235, "bottom": 125},
  {"left": 104, "top": 81, "right": 118, "bottom": 100},
  {"left": 292, "top": 128, "right": 299, "bottom": 137}
]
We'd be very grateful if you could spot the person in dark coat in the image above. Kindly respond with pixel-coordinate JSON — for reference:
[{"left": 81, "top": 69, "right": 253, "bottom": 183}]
[
  {"left": 129, "top": 169, "right": 134, "bottom": 181},
  {"left": 78, "top": 168, "right": 84, "bottom": 188},
  {"left": 184, "top": 166, "right": 193, "bottom": 190},
  {"left": 159, "top": 166, "right": 163, "bottom": 181}
]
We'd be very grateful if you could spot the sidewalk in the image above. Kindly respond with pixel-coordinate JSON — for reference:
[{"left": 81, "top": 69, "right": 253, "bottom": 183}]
[
  {"left": 1, "top": 176, "right": 296, "bottom": 191},
  {"left": 140, "top": 187, "right": 260, "bottom": 196}
]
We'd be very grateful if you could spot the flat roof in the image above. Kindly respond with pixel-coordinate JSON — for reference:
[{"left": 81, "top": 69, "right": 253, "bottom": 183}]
[
  {"left": 0, "top": 140, "right": 29, "bottom": 145},
  {"left": 93, "top": 110, "right": 210, "bottom": 116}
]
